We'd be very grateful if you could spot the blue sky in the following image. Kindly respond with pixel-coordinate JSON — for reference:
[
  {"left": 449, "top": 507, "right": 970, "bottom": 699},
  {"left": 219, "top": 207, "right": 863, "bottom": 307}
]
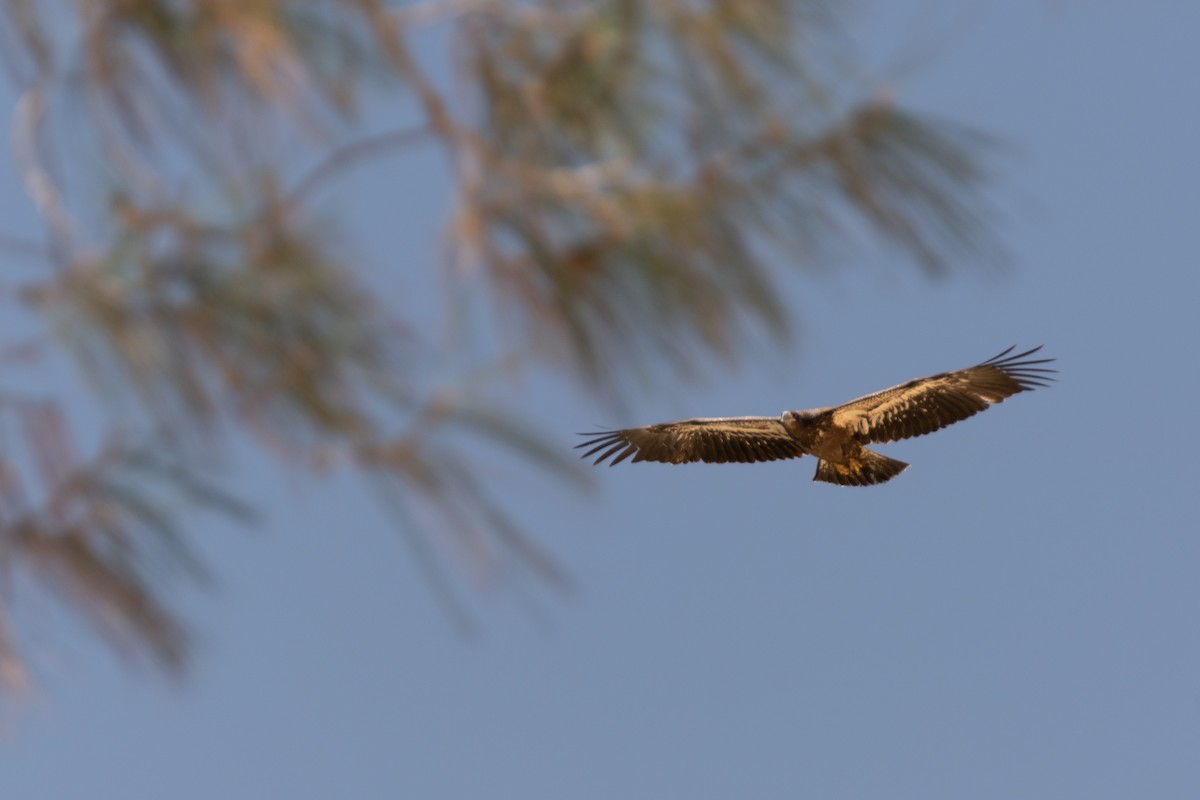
[{"left": 5, "top": 3, "right": 1199, "bottom": 798}]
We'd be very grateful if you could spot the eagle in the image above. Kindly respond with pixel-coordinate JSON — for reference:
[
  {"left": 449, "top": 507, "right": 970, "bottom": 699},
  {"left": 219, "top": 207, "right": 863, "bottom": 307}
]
[{"left": 577, "top": 345, "right": 1055, "bottom": 486}]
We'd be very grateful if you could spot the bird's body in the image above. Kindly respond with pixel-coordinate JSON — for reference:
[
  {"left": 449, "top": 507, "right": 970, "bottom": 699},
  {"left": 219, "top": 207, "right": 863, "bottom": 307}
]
[{"left": 577, "top": 346, "right": 1055, "bottom": 486}]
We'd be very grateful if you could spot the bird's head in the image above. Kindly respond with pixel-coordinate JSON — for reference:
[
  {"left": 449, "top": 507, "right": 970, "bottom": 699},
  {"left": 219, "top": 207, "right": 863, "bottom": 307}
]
[{"left": 783, "top": 408, "right": 825, "bottom": 424}]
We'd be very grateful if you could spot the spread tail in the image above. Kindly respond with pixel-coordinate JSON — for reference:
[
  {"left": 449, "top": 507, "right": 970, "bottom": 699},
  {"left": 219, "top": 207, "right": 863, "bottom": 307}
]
[{"left": 813, "top": 451, "right": 908, "bottom": 487}]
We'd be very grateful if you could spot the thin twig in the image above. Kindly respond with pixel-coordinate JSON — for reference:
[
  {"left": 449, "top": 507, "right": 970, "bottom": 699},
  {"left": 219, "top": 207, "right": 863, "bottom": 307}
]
[
  {"left": 13, "top": 86, "right": 76, "bottom": 248},
  {"left": 282, "top": 125, "right": 434, "bottom": 211}
]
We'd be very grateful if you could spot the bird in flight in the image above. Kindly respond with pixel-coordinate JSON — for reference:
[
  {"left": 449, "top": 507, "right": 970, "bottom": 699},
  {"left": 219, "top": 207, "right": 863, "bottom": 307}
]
[{"left": 577, "top": 346, "right": 1055, "bottom": 486}]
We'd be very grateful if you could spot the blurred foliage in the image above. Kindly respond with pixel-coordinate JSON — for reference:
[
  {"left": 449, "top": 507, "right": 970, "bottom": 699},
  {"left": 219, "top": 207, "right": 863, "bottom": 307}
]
[{"left": 0, "top": 0, "right": 1002, "bottom": 695}]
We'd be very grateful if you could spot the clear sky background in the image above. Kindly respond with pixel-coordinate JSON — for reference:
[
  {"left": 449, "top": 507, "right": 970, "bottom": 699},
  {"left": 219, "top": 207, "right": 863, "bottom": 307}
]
[{"left": 5, "top": 3, "right": 1199, "bottom": 798}]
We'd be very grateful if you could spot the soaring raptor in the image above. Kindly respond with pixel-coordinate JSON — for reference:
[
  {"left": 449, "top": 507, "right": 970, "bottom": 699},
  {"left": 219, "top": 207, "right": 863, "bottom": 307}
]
[{"left": 577, "top": 346, "right": 1055, "bottom": 486}]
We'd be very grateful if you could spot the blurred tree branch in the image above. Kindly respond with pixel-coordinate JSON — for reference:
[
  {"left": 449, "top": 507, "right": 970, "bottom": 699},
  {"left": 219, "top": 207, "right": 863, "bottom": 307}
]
[{"left": 0, "top": 0, "right": 1003, "bottom": 695}]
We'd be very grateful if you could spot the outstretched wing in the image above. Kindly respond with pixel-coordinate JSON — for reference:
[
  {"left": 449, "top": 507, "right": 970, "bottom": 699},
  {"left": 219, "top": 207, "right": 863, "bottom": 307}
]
[
  {"left": 831, "top": 345, "right": 1056, "bottom": 444},
  {"left": 577, "top": 417, "right": 804, "bottom": 466}
]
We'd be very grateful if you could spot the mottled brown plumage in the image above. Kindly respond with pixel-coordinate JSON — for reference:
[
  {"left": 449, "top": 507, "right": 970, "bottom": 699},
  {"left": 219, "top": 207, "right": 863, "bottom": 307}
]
[{"left": 577, "top": 346, "right": 1055, "bottom": 486}]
